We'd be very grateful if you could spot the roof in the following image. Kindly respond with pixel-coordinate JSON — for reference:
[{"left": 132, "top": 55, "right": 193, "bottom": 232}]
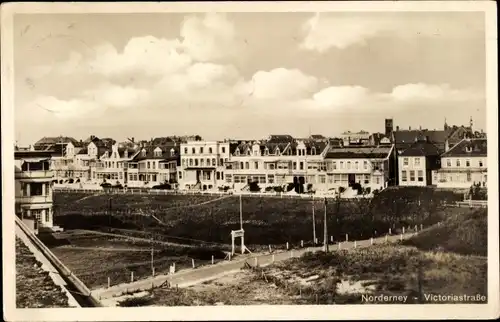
[
  {"left": 325, "top": 146, "right": 392, "bottom": 159},
  {"left": 399, "top": 140, "right": 441, "bottom": 157},
  {"left": 131, "top": 144, "right": 180, "bottom": 162},
  {"left": 268, "top": 135, "right": 294, "bottom": 143},
  {"left": 441, "top": 138, "right": 487, "bottom": 157},
  {"left": 15, "top": 151, "right": 53, "bottom": 160}
]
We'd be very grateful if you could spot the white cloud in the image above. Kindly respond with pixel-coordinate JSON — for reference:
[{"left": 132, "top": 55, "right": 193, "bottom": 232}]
[
  {"left": 300, "top": 13, "right": 485, "bottom": 52},
  {"left": 312, "top": 86, "right": 370, "bottom": 108},
  {"left": 26, "top": 96, "right": 101, "bottom": 120},
  {"left": 388, "top": 83, "right": 483, "bottom": 102},
  {"left": 83, "top": 83, "right": 149, "bottom": 109},
  {"left": 249, "top": 68, "right": 319, "bottom": 100}
]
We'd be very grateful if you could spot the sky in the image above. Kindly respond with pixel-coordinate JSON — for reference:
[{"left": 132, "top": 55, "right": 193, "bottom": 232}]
[{"left": 13, "top": 11, "right": 486, "bottom": 146}]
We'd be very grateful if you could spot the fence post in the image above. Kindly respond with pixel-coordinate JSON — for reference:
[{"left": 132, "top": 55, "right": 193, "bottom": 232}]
[
  {"left": 286, "top": 242, "right": 289, "bottom": 250},
  {"left": 254, "top": 257, "right": 258, "bottom": 267},
  {"left": 402, "top": 227, "right": 405, "bottom": 234},
  {"left": 338, "top": 242, "right": 341, "bottom": 250},
  {"left": 290, "top": 250, "right": 294, "bottom": 258},
  {"left": 345, "top": 234, "right": 348, "bottom": 242},
  {"left": 269, "top": 245, "right": 272, "bottom": 253},
  {"left": 107, "top": 277, "right": 110, "bottom": 288},
  {"left": 370, "top": 237, "right": 373, "bottom": 245},
  {"left": 420, "top": 224, "right": 423, "bottom": 231},
  {"left": 212, "top": 255, "right": 214, "bottom": 265},
  {"left": 330, "top": 236, "right": 333, "bottom": 243},
  {"left": 192, "top": 258, "right": 195, "bottom": 269},
  {"left": 301, "top": 240, "right": 304, "bottom": 247},
  {"left": 385, "top": 235, "right": 388, "bottom": 242},
  {"left": 272, "top": 254, "right": 275, "bottom": 263},
  {"left": 131, "top": 271, "right": 134, "bottom": 282},
  {"left": 400, "top": 233, "right": 403, "bottom": 241},
  {"left": 354, "top": 241, "right": 357, "bottom": 249},
  {"left": 389, "top": 228, "right": 392, "bottom": 235}
]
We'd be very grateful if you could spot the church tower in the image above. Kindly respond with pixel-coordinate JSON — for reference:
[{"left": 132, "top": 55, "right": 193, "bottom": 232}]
[{"left": 385, "top": 118, "right": 394, "bottom": 137}]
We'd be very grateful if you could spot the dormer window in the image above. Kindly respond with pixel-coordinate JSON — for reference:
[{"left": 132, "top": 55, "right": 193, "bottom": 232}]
[
  {"left": 184, "top": 147, "right": 188, "bottom": 154},
  {"left": 235, "top": 148, "right": 240, "bottom": 156},
  {"left": 276, "top": 148, "right": 280, "bottom": 155},
  {"left": 264, "top": 148, "right": 269, "bottom": 156},
  {"left": 192, "top": 147, "right": 196, "bottom": 154},
  {"left": 200, "top": 147, "right": 204, "bottom": 154},
  {"left": 170, "top": 148, "right": 175, "bottom": 157},
  {"left": 466, "top": 146, "right": 472, "bottom": 153},
  {"left": 154, "top": 150, "right": 162, "bottom": 157},
  {"left": 311, "top": 147, "right": 316, "bottom": 155},
  {"left": 208, "top": 147, "right": 212, "bottom": 154}
]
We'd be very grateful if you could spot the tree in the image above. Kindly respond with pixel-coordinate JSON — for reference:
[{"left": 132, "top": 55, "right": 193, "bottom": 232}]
[{"left": 248, "top": 181, "right": 261, "bottom": 192}]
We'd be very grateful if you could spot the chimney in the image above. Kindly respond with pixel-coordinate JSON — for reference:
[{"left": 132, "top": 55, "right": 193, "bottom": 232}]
[
  {"left": 445, "top": 139, "right": 450, "bottom": 152},
  {"left": 419, "top": 125, "right": 422, "bottom": 130},
  {"left": 396, "top": 126, "right": 400, "bottom": 131},
  {"left": 409, "top": 126, "right": 412, "bottom": 130}
]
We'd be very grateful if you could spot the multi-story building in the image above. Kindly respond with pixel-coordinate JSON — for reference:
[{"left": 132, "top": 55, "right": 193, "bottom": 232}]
[
  {"left": 323, "top": 145, "right": 395, "bottom": 193},
  {"left": 178, "top": 140, "right": 230, "bottom": 190},
  {"left": 398, "top": 138, "right": 441, "bottom": 186},
  {"left": 15, "top": 148, "right": 61, "bottom": 233},
  {"left": 432, "top": 138, "right": 487, "bottom": 189},
  {"left": 127, "top": 144, "right": 179, "bottom": 188},
  {"left": 340, "top": 130, "right": 371, "bottom": 146},
  {"left": 224, "top": 135, "right": 331, "bottom": 192},
  {"left": 93, "top": 143, "right": 138, "bottom": 186}
]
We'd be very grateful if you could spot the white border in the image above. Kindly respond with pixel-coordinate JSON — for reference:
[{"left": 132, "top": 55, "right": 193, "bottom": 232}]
[{"left": 2, "top": 1, "right": 498, "bottom": 321}]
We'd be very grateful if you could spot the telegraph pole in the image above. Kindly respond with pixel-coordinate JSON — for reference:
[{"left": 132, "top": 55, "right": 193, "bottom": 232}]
[
  {"left": 312, "top": 202, "right": 317, "bottom": 244},
  {"left": 150, "top": 228, "right": 154, "bottom": 277},
  {"left": 323, "top": 197, "right": 328, "bottom": 252},
  {"left": 239, "top": 194, "right": 243, "bottom": 230}
]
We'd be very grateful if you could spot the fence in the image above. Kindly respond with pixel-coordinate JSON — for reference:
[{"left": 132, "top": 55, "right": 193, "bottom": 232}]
[{"left": 52, "top": 187, "right": 374, "bottom": 201}]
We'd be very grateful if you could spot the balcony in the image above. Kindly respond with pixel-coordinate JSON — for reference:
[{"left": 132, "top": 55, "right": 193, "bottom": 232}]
[
  {"left": 15, "top": 195, "right": 52, "bottom": 205},
  {"left": 15, "top": 170, "right": 54, "bottom": 180}
]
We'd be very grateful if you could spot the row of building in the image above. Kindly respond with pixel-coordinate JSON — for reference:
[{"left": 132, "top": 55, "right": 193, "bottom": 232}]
[{"left": 15, "top": 118, "right": 487, "bottom": 232}]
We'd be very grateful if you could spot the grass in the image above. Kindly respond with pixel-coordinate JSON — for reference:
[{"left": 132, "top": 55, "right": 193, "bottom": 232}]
[
  {"left": 403, "top": 208, "right": 487, "bottom": 256},
  {"left": 16, "top": 238, "right": 70, "bottom": 308},
  {"left": 47, "top": 232, "right": 225, "bottom": 290},
  {"left": 53, "top": 187, "right": 464, "bottom": 249}
]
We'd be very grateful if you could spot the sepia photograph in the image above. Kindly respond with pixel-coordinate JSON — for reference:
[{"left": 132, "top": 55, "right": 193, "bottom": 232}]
[{"left": 2, "top": 1, "right": 498, "bottom": 321}]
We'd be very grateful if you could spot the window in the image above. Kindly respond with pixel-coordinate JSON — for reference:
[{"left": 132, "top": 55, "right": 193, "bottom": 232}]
[
  {"left": 200, "top": 159, "right": 205, "bottom": 166},
  {"left": 311, "top": 147, "right": 316, "bottom": 155},
  {"left": 467, "top": 172, "right": 472, "bottom": 182},
  {"left": 340, "top": 161, "right": 344, "bottom": 169},
  {"left": 182, "top": 159, "right": 186, "bottom": 167},
  {"left": 446, "top": 159, "right": 451, "bottom": 167},
  {"left": 414, "top": 158, "right": 420, "bottom": 166},
  {"left": 216, "top": 172, "right": 220, "bottom": 180},
  {"left": 402, "top": 171, "right": 407, "bottom": 182},
  {"left": 245, "top": 162, "right": 249, "bottom": 169},
  {"left": 363, "top": 161, "right": 368, "bottom": 170},
  {"left": 119, "top": 172, "right": 123, "bottom": 179},
  {"left": 212, "top": 158, "right": 216, "bottom": 166},
  {"left": 293, "top": 162, "right": 297, "bottom": 170},
  {"left": 147, "top": 161, "right": 151, "bottom": 169},
  {"left": 206, "top": 158, "right": 210, "bottom": 165},
  {"left": 268, "top": 174, "right": 275, "bottom": 184},
  {"left": 235, "top": 149, "right": 240, "bottom": 156},
  {"left": 152, "top": 162, "right": 156, "bottom": 169},
  {"left": 192, "top": 147, "right": 196, "bottom": 154},
  {"left": 209, "top": 147, "right": 213, "bottom": 154},
  {"left": 184, "top": 147, "right": 188, "bottom": 154},
  {"left": 319, "top": 175, "right": 326, "bottom": 184},
  {"left": 363, "top": 175, "right": 370, "bottom": 184},
  {"left": 355, "top": 161, "right": 359, "bottom": 170},
  {"left": 240, "top": 162, "right": 244, "bottom": 169},
  {"left": 254, "top": 162, "right": 259, "bottom": 169},
  {"left": 264, "top": 148, "right": 269, "bottom": 156},
  {"left": 403, "top": 158, "right": 409, "bottom": 167},
  {"left": 479, "top": 160, "right": 483, "bottom": 167},
  {"left": 466, "top": 159, "right": 470, "bottom": 167},
  {"left": 219, "top": 159, "right": 224, "bottom": 166},
  {"left": 347, "top": 161, "right": 351, "bottom": 170},
  {"left": 300, "top": 162, "right": 304, "bottom": 170},
  {"left": 189, "top": 159, "right": 193, "bottom": 166},
  {"left": 225, "top": 174, "right": 232, "bottom": 183},
  {"left": 417, "top": 170, "right": 424, "bottom": 182},
  {"left": 222, "top": 147, "right": 226, "bottom": 153},
  {"left": 456, "top": 159, "right": 461, "bottom": 167},
  {"left": 410, "top": 170, "right": 415, "bottom": 181},
  {"left": 178, "top": 171, "right": 183, "bottom": 180},
  {"left": 200, "top": 147, "right": 204, "bottom": 154},
  {"left": 375, "top": 176, "right": 380, "bottom": 184},
  {"left": 276, "top": 148, "right": 280, "bottom": 155},
  {"left": 269, "top": 164, "right": 275, "bottom": 170}
]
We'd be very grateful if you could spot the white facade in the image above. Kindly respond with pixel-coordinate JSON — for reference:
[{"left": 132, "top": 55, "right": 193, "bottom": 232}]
[
  {"left": 127, "top": 147, "right": 178, "bottom": 188},
  {"left": 178, "top": 141, "right": 230, "bottom": 190},
  {"left": 93, "top": 143, "right": 131, "bottom": 185},
  {"left": 323, "top": 158, "right": 389, "bottom": 192},
  {"left": 398, "top": 156, "right": 428, "bottom": 186},
  {"left": 15, "top": 151, "right": 55, "bottom": 232},
  {"left": 433, "top": 156, "right": 487, "bottom": 188}
]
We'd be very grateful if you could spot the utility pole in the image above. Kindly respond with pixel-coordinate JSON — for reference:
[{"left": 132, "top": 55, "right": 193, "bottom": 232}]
[
  {"left": 323, "top": 197, "right": 328, "bottom": 252},
  {"left": 150, "top": 228, "right": 154, "bottom": 276},
  {"left": 239, "top": 194, "right": 243, "bottom": 230},
  {"left": 312, "top": 202, "right": 317, "bottom": 244},
  {"left": 108, "top": 197, "right": 112, "bottom": 227}
]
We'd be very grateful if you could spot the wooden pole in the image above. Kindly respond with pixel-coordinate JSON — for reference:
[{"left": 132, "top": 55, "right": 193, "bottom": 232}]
[
  {"left": 323, "top": 198, "right": 328, "bottom": 252},
  {"left": 312, "top": 202, "right": 317, "bottom": 243}
]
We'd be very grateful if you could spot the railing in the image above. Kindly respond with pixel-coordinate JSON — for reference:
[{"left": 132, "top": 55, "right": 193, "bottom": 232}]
[
  {"left": 15, "top": 216, "right": 103, "bottom": 307},
  {"left": 15, "top": 195, "right": 52, "bottom": 204},
  {"left": 455, "top": 200, "right": 488, "bottom": 208},
  {"left": 15, "top": 170, "right": 54, "bottom": 179}
]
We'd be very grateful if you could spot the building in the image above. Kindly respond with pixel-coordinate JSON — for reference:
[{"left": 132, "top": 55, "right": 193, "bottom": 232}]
[
  {"left": 340, "top": 130, "right": 371, "bottom": 146},
  {"left": 323, "top": 145, "right": 395, "bottom": 193},
  {"left": 178, "top": 140, "right": 230, "bottom": 190},
  {"left": 224, "top": 135, "right": 331, "bottom": 192},
  {"left": 397, "top": 138, "right": 441, "bottom": 186},
  {"left": 14, "top": 148, "right": 62, "bottom": 233},
  {"left": 127, "top": 143, "right": 179, "bottom": 188},
  {"left": 432, "top": 138, "right": 487, "bottom": 189},
  {"left": 93, "top": 143, "right": 139, "bottom": 186}
]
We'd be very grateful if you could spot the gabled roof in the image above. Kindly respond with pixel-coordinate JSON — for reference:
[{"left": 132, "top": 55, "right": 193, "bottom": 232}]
[
  {"left": 441, "top": 138, "right": 487, "bottom": 157},
  {"left": 131, "top": 144, "right": 179, "bottom": 162},
  {"left": 399, "top": 140, "right": 441, "bottom": 157},
  {"left": 325, "top": 146, "right": 392, "bottom": 159},
  {"left": 268, "top": 135, "right": 294, "bottom": 143}
]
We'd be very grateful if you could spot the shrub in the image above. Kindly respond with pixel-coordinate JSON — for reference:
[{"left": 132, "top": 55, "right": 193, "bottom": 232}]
[
  {"left": 118, "top": 295, "right": 153, "bottom": 307},
  {"left": 248, "top": 181, "right": 261, "bottom": 192}
]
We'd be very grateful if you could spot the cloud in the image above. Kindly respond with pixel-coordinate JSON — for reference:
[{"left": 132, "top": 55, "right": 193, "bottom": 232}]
[
  {"left": 312, "top": 86, "right": 370, "bottom": 108},
  {"left": 388, "top": 83, "right": 483, "bottom": 102},
  {"left": 83, "top": 83, "right": 149, "bottom": 110},
  {"left": 26, "top": 96, "right": 101, "bottom": 120},
  {"left": 249, "top": 68, "right": 319, "bottom": 100},
  {"left": 300, "top": 13, "right": 485, "bottom": 52}
]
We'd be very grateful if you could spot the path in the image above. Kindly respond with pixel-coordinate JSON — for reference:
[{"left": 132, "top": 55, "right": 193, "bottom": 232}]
[
  {"left": 78, "top": 229, "right": 198, "bottom": 248},
  {"left": 92, "top": 232, "right": 415, "bottom": 301}
]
